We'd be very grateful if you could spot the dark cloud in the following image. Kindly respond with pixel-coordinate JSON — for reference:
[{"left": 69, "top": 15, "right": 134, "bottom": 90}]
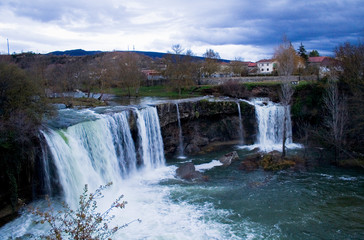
[
  {"left": 181, "top": 0, "right": 364, "bottom": 52},
  {"left": 1, "top": 0, "right": 363, "bottom": 59}
]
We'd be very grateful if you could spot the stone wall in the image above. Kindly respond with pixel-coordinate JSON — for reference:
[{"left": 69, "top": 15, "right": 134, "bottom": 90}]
[{"left": 156, "top": 99, "right": 256, "bottom": 156}]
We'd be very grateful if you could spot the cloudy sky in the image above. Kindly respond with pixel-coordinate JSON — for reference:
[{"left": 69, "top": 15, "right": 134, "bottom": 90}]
[{"left": 0, "top": 0, "right": 363, "bottom": 61}]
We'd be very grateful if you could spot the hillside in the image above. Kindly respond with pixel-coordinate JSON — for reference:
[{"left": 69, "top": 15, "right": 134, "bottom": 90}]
[{"left": 48, "top": 49, "right": 230, "bottom": 62}]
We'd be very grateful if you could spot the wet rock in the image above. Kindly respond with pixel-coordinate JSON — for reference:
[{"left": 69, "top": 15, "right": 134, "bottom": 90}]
[
  {"left": 219, "top": 151, "right": 239, "bottom": 166},
  {"left": 240, "top": 152, "right": 305, "bottom": 172},
  {"left": 260, "top": 151, "right": 296, "bottom": 171},
  {"left": 337, "top": 158, "right": 364, "bottom": 169},
  {"left": 239, "top": 153, "right": 262, "bottom": 171},
  {"left": 191, "top": 136, "right": 209, "bottom": 146},
  {"left": 176, "top": 163, "right": 204, "bottom": 181},
  {"left": 185, "top": 144, "right": 200, "bottom": 155}
]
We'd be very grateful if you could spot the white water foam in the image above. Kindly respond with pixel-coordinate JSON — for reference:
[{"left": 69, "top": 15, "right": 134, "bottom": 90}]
[{"left": 195, "top": 160, "right": 223, "bottom": 172}]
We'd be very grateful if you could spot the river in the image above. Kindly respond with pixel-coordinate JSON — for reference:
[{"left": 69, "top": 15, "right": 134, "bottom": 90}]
[{"left": 0, "top": 99, "right": 363, "bottom": 239}]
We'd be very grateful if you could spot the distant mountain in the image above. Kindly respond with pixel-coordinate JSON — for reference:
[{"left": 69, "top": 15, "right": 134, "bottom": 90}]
[
  {"left": 48, "top": 49, "right": 102, "bottom": 56},
  {"left": 48, "top": 49, "right": 230, "bottom": 62},
  {"left": 132, "top": 50, "right": 229, "bottom": 62}
]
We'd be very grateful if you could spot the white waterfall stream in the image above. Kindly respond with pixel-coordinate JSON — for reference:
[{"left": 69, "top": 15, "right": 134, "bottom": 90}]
[
  {"left": 175, "top": 103, "right": 186, "bottom": 159},
  {"left": 40, "top": 107, "right": 165, "bottom": 207},
  {"left": 237, "top": 101, "right": 245, "bottom": 145},
  {"left": 242, "top": 98, "right": 301, "bottom": 152}
]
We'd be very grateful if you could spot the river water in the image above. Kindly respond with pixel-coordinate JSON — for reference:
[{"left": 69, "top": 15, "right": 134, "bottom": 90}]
[{"left": 0, "top": 100, "right": 363, "bottom": 239}]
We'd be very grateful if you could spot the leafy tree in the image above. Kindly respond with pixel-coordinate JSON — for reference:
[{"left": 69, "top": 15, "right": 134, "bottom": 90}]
[
  {"left": 31, "top": 183, "right": 139, "bottom": 240},
  {"left": 0, "top": 62, "right": 54, "bottom": 210},
  {"left": 309, "top": 50, "right": 320, "bottom": 57}
]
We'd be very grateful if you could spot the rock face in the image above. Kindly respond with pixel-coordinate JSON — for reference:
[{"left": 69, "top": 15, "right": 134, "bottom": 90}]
[
  {"left": 239, "top": 151, "right": 304, "bottom": 171},
  {"left": 176, "top": 163, "right": 204, "bottom": 181},
  {"left": 219, "top": 151, "right": 239, "bottom": 166},
  {"left": 156, "top": 99, "right": 256, "bottom": 156}
]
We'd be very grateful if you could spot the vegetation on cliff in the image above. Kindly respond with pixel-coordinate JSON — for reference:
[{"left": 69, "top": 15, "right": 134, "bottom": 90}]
[{"left": 0, "top": 62, "right": 54, "bottom": 213}]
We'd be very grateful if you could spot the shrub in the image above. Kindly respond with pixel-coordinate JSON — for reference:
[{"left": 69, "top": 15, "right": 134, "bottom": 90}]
[{"left": 30, "top": 182, "right": 139, "bottom": 240}]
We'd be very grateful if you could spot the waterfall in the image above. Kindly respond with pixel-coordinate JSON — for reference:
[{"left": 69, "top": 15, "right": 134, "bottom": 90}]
[
  {"left": 175, "top": 103, "right": 186, "bottom": 159},
  {"left": 42, "top": 107, "right": 165, "bottom": 206},
  {"left": 239, "top": 98, "right": 300, "bottom": 152},
  {"left": 135, "top": 106, "right": 165, "bottom": 169},
  {"left": 236, "top": 102, "right": 245, "bottom": 145},
  {"left": 253, "top": 99, "right": 293, "bottom": 152},
  {"left": 39, "top": 141, "right": 52, "bottom": 196}
]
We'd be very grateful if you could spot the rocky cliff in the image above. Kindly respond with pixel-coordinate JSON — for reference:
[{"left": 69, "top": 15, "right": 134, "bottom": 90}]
[{"left": 156, "top": 99, "right": 256, "bottom": 156}]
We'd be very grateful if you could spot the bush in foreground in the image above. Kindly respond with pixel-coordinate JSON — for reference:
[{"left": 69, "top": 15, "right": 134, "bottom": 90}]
[{"left": 30, "top": 182, "right": 139, "bottom": 240}]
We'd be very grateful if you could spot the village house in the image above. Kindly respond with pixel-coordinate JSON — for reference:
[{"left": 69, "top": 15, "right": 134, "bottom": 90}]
[
  {"left": 308, "top": 56, "right": 334, "bottom": 77},
  {"left": 141, "top": 69, "right": 164, "bottom": 85},
  {"left": 257, "top": 59, "right": 277, "bottom": 74},
  {"left": 247, "top": 62, "right": 258, "bottom": 74}
]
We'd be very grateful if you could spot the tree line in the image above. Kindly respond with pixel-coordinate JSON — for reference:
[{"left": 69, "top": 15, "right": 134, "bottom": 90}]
[{"left": 273, "top": 36, "right": 364, "bottom": 163}]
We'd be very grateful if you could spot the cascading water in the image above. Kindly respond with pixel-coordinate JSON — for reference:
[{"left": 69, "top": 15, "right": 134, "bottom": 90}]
[
  {"left": 41, "top": 110, "right": 138, "bottom": 206},
  {"left": 236, "top": 101, "right": 245, "bottom": 145},
  {"left": 242, "top": 98, "right": 299, "bottom": 152},
  {"left": 135, "top": 106, "right": 165, "bottom": 169},
  {"left": 39, "top": 107, "right": 166, "bottom": 207},
  {"left": 175, "top": 103, "right": 186, "bottom": 159},
  {"left": 39, "top": 141, "right": 52, "bottom": 196},
  {"left": 254, "top": 99, "right": 293, "bottom": 151}
]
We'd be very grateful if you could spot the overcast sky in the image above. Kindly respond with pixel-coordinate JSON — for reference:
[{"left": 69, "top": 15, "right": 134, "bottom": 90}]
[{"left": 0, "top": 0, "right": 363, "bottom": 61}]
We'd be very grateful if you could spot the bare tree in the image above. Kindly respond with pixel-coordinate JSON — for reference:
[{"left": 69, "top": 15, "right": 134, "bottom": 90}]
[
  {"left": 274, "top": 36, "right": 301, "bottom": 77},
  {"left": 202, "top": 49, "right": 220, "bottom": 77},
  {"left": 164, "top": 46, "right": 196, "bottom": 95},
  {"left": 230, "top": 58, "right": 248, "bottom": 77},
  {"left": 334, "top": 41, "right": 364, "bottom": 154},
  {"left": 115, "top": 52, "right": 144, "bottom": 97},
  {"left": 274, "top": 36, "right": 299, "bottom": 157},
  {"left": 171, "top": 44, "right": 184, "bottom": 55},
  {"left": 323, "top": 78, "right": 348, "bottom": 162}
]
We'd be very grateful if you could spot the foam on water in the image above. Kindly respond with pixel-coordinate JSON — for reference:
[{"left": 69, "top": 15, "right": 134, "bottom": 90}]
[{"left": 195, "top": 160, "right": 223, "bottom": 172}]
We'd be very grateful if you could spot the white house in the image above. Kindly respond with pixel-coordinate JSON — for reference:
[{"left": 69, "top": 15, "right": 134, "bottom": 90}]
[{"left": 257, "top": 59, "right": 277, "bottom": 74}]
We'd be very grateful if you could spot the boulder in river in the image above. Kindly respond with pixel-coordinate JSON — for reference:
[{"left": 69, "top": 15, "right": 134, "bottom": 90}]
[
  {"left": 240, "top": 153, "right": 262, "bottom": 171},
  {"left": 176, "top": 162, "right": 205, "bottom": 181},
  {"left": 219, "top": 151, "right": 239, "bottom": 166}
]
